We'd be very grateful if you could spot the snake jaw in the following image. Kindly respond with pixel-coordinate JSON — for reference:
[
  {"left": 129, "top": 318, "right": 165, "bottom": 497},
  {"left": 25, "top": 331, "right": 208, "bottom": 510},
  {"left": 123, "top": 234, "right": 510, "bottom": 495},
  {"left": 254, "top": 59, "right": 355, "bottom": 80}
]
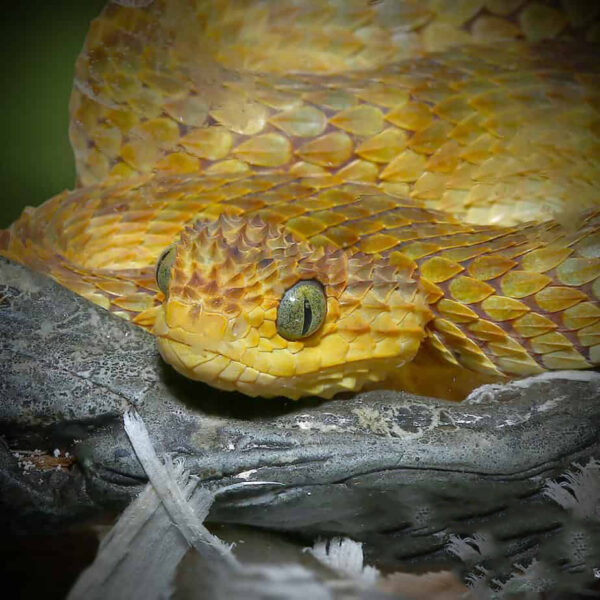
[
  {"left": 155, "top": 318, "right": 423, "bottom": 399},
  {"left": 151, "top": 215, "right": 432, "bottom": 399}
]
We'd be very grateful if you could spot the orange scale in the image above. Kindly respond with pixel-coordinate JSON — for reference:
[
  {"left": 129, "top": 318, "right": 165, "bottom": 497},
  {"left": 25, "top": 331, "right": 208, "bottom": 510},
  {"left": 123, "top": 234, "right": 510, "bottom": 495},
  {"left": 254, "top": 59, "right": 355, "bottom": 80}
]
[
  {"left": 402, "top": 206, "right": 443, "bottom": 224},
  {"left": 458, "top": 133, "right": 497, "bottom": 164},
  {"left": 487, "top": 336, "right": 531, "bottom": 360},
  {"left": 408, "top": 120, "right": 453, "bottom": 155},
  {"left": 321, "top": 226, "right": 360, "bottom": 247},
  {"left": 384, "top": 227, "right": 420, "bottom": 243},
  {"left": 501, "top": 242, "right": 547, "bottom": 261},
  {"left": 449, "top": 276, "right": 495, "bottom": 304},
  {"left": 360, "top": 195, "right": 400, "bottom": 212},
  {"left": 356, "top": 128, "right": 408, "bottom": 163},
  {"left": 448, "top": 115, "right": 485, "bottom": 146},
  {"left": 470, "top": 88, "right": 516, "bottom": 117},
  {"left": 573, "top": 232, "right": 600, "bottom": 259},
  {"left": 303, "top": 89, "right": 359, "bottom": 111},
  {"left": 200, "top": 204, "right": 245, "bottom": 220},
  {"left": 495, "top": 355, "right": 544, "bottom": 376},
  {"left": 453, "top": 337, "right": 488, "bottom": 359},
  {"left": 542, "top": 350, "right": 591, "bottom": 371},
  {"left": 467, "top": 319, "right": 508, "bottom": 342},
  {"left": 137, "top": 117, "right": 181, "bottom": 148},
  {"left": 556, "top": 258, "right": 600, "bottom": 287},
  {"left": 461, "top": 231, "right": 510, "bottom": 248},
  {"left": 433, "top": 318, "right": 467, "bottom": 340},
  {"left": 467, "top": 254, "right": 516, "bottom": 280},
  {"left": 219, "top": 183, "right": 257, "bottom": 201},
  {"left": 272, "top": 203, "right": 308, "bottom": 220},
  {"left": 416, "top": 223, "right": 464, "bottom": 240},
  {"left": 296, "top": 132, "right": 354, "bottom": 167},
  {"left": 334, "top": 160, "right": 379, "bottom": 183},
  {"left": 512, "top": 312, "right": 558, "bottom": 338},
  {"left": 225, "top": 199, "right": 265, "bottom": 218},
  {"left": 481, "top": 295, "right": 530, "bottom": 321},
  {"left": 411, "top": 172, "right": 449, "bottom": 201},
  {"left": 170, "top": 200, "right": 212, "bottom": 214},
  {"left": 388, "top": 251, "right": 418, "bottom": 272},
  {"left": 155, "top": 152, "right": 200, "bottom": 175},
  {"left": 233, "top": 133, "right": 292, "bottom": 167},
  {"left": 254, "top": 190, "right": 291, "bottom": 207},
  {"left": 530, "top": 331, "right": 576, "bottom": 355},
  {"left": 402, "top": 241, "right": 441, "bottom": 260},
  {"left": 535, "top": 286, "right": 587, "bottom": 313},
  {"left": 329, "top": 104, "right": 385, "bottom": 137},
  {"left": 95, "top": 279, "right": 140, "bottom": 296},
  {"left": 427, "top": 332, "right": 460, "bottom": 364},
  {"left": 180, "top": 127, "right": 233, "bottom": 161},
  {"left": 432, "top": 95, "right": 473, "bottom": 124},
  {"left": 282, "top": 181, "right": 318, "bottom": 198},
  {"left": 562, "top": 303, "right": 600, "bottom": 331},
  {"left": 314, "top": 219, "right": 348, "bottom": 242},
  {"left": 331, "top": 204, "right": 371, "bottom": 220},
  {"left": 426, "top": 140, "right": 461, "bottom": 173},
  {"left": 306, "top": 210, "right": 347, "bottom": 228},
  {"left": 385, "top": 101, "right": 433, "bottom": 131},
  {"left": 577, "top": 322, "right": 600, "bottom": 348},
  {"left": 112, "top": 293, "right": 155, "bottom": 313},
  {"left": 483, "top": 236, "right": 526, "bottom": 254},
  {"left": 459, "top": 352, "right": 502, "bottom": 377},
  {"left": 269, "top": 105, "right": 327, "bottom": 138},
  {"left": 420, "top": 279, "right": 445, "bottom": 304},
  {"left": 500, "top": 270, "right": 552, "bottom": 298},
  {"left": 379, "top": 149, "right": 427, "bottom": 182},
  {"left": 230, "top": 178, "right": 278, "bottom": 197},
  {"left": 285, "top": 216, "right": 328, "bottom": 239},
  {"left": 355, "top": 87, "right": 409, "bottom": 108},
  {"left": 378, "top": 212, "right": 410, "bottom": 229},
  {"left": 106, "top": 107, "right": 140, "bottom": 134},
  {"left": 357, "top": 234, "right": 400, "bottom": 254},
  {"left": 421, "top": 257, "right": 464, "bottom": 283},
  {"left": 344, "top": 219, "right": 384, "bottom": 237},
  {"left": 315, "top": 188, "right": 360, "bottom": 208},
  {"left": 439, "top": 245, "right": 491, "bottom": 262},
  {"left": 294, "top": 195, "right": 336, "bottom": 213}
]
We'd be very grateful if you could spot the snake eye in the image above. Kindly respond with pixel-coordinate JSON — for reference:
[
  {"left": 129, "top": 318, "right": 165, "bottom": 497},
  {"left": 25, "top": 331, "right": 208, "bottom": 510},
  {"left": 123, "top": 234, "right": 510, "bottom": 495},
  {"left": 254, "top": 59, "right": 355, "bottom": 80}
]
[
  {"left": 155, "top": 245, "right": 176, "bottom": 295},
  {"left": 276, "top": 280, "right": 327, "bottom": 341}
]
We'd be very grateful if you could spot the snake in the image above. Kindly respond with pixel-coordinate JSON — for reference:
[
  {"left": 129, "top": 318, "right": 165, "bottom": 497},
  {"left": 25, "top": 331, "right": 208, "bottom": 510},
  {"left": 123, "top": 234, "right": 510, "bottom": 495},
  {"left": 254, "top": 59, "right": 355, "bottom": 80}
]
[{"left": 1, "top": 0, "right": 599, "bottom": 401}]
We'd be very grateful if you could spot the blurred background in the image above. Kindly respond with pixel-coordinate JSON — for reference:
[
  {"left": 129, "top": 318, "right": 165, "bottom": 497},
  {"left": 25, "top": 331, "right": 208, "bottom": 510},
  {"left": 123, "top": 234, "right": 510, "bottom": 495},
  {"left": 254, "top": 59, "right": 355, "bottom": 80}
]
[{"left": 1, "top": 0, "right": 105, "bottom": 228}]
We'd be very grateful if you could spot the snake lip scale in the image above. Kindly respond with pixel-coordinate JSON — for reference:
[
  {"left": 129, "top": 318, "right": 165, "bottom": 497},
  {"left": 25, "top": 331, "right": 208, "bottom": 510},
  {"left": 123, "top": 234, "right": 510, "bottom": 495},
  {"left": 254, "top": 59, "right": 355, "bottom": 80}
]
[{"left": 1, "top": 0, "right": 599, "bottom": 401}]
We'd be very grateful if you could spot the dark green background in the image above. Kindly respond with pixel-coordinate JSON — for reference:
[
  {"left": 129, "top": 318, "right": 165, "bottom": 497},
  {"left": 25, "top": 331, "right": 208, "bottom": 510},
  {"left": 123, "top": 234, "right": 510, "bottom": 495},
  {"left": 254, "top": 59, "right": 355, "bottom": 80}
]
[{"left": 1, "top": 0, "right": 105, "bottom": 228}]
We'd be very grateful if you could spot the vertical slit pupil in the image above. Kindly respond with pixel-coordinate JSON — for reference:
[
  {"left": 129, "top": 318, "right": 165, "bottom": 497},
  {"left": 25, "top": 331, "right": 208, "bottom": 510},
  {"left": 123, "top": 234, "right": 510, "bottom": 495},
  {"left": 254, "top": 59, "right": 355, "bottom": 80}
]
[{"left": 302, "top": 297, "right": 313, "bottom": 335}]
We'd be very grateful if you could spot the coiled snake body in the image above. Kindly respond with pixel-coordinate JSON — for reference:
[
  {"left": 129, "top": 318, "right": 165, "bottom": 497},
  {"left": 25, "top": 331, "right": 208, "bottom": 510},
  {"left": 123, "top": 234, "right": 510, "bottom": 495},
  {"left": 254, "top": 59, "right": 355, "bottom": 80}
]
[{"left": 2, "top": 0, "right": 599, "bottom": 400}]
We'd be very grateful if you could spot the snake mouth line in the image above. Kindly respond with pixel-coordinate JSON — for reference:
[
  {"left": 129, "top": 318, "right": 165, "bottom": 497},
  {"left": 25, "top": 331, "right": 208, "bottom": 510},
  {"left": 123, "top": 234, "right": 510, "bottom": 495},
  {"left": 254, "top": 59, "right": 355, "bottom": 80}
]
[
  {"left": 156, "top": 334, "right": 225, "bottom": 369},
  {"left": 155, "top": 331, "right": 408, "bottom": 399},
  {"left": 156, "top": 334, "right": 271, "bottom": 389}
]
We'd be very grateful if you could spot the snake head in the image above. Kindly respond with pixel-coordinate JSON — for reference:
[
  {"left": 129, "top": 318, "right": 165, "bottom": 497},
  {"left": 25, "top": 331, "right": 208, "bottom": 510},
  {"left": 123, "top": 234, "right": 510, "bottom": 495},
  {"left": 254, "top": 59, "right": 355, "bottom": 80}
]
[{"left": 153, "top": 214, "right": 431, "bottom": 399}]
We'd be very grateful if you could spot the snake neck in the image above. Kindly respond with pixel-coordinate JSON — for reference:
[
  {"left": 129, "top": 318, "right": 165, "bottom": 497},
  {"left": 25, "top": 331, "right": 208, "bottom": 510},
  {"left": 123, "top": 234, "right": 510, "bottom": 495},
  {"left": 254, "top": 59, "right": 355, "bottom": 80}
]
[{"left": 411, "top": 212, "right": 599, "bottom": 380}]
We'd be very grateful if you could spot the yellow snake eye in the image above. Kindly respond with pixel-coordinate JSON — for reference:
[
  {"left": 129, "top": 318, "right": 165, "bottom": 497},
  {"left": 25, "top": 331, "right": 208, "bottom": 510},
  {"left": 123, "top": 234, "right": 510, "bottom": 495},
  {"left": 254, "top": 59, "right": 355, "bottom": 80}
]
[
  {"left": 276, "top": 280, "right": 326, "bottom": 340},
  {"left": 155, "top": 245, "right": 176, "bottom": 295}
]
